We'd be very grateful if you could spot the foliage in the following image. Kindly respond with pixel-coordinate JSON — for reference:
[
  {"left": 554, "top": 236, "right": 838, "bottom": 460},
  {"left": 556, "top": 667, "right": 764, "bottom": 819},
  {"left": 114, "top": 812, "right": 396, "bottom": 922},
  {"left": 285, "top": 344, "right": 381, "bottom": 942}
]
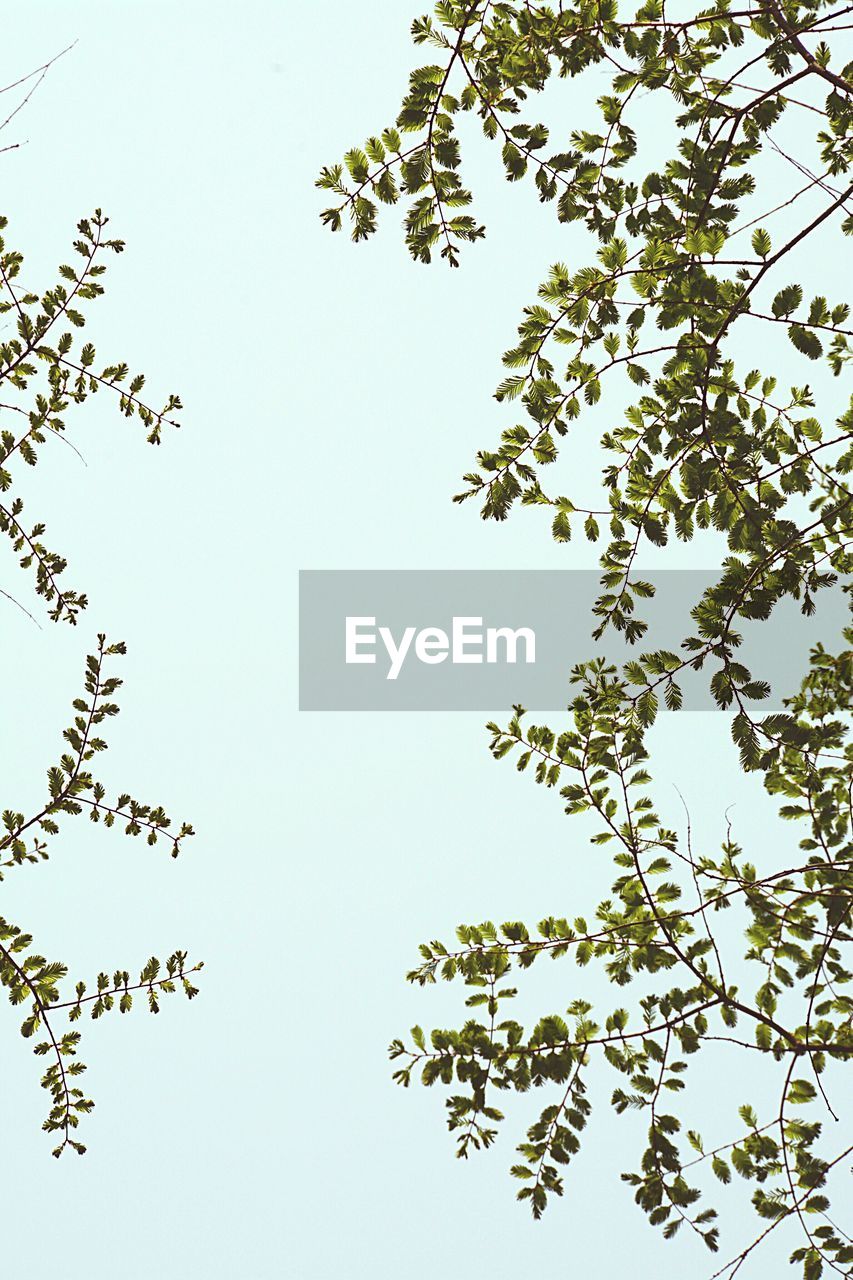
[
  {"left": 320, "top": 1, "right": 853, "bottom": 1273},
  {"left": 0, "top": 208, "right": 182, "bottom": 623},
  {"left": 0, "top": 205, "right": 198, "bottom": 1155}
]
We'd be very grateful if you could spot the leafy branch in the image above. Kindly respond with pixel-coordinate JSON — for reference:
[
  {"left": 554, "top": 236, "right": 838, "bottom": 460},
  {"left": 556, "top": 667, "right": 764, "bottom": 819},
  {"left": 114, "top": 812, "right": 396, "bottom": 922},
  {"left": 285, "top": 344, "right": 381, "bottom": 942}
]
[
  {"left": 320, "top": 3, "right": 853, "bottom": 1270},
  {"left": 0, "top": 88, "right": 199, "bottom": 1156},
  {"left": 0, "top": 208, "right": 183, "bottom": 623}
]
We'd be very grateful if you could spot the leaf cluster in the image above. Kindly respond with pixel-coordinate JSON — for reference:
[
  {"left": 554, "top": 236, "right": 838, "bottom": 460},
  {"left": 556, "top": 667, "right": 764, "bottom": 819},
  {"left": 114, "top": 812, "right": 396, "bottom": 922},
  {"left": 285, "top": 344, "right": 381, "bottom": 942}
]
[
  {"left": 322, "top": 2, "right": 853, "bottom": 1274},
  {"left": 0, "top": 206, "right": 199, "bottom": 1155}
]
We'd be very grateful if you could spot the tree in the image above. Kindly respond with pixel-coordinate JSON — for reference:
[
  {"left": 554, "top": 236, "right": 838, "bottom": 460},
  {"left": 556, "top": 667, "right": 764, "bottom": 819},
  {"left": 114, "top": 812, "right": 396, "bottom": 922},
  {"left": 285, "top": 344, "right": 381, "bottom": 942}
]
[
  {"left": 319, "top": 2, "right": 852, "bottom": 1274},
  {"left": 0, "top": 194, "right": 200, "bottom": 1154}
]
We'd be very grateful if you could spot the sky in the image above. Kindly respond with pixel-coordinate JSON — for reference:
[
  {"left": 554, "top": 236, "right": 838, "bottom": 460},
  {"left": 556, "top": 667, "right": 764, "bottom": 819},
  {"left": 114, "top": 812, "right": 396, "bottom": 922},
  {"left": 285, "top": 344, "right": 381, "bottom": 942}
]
[{"left": 0, "top": 4, "right": 848, "bottom": 1278}]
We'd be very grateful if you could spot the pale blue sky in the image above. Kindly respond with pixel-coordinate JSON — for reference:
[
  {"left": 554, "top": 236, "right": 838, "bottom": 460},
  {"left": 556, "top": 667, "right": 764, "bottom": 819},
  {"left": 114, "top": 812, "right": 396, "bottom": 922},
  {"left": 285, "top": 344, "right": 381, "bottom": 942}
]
[{"left": 0, "top": 4, "right": 846, "bottom": 1278}]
